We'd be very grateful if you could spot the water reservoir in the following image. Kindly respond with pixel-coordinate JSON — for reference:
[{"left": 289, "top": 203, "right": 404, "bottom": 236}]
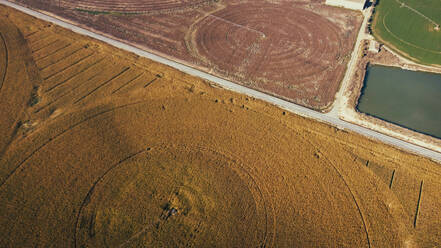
[{"left": 357, "top": 65, "right": 441, "bottom": 139}]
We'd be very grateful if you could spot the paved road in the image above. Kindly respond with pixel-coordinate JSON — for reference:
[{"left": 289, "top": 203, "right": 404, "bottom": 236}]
[{"left": 2, "top": 0, "right": 440, "bottom": 163}]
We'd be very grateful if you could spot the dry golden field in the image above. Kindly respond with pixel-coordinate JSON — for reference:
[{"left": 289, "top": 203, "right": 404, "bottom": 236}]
[{"left": 0, "top": 5, "right": 440, "bottom": 248}]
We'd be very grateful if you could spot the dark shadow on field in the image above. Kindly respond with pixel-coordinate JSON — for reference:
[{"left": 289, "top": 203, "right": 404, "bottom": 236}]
[
  {"left": 0, "top": 16, "right": 40, "bottom": 159},
  {"left": 0, "top": 99, "right": 148, "bottom": 247}
]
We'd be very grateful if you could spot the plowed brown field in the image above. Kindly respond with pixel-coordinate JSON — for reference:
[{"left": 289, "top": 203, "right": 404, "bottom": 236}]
[
  {"left": 10, "top": 0, "right": 362, "bottom": 110},
  {"left": 0, "top": 5, "right": 440, "bottom": 248},
  {"left": 63, "top": 0, "right": 215, "bottom": 14}
]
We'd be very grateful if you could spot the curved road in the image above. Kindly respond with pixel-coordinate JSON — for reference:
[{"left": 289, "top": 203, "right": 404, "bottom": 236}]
[{"left": 1, "top": 0, "right": 440, "bottom": 163}]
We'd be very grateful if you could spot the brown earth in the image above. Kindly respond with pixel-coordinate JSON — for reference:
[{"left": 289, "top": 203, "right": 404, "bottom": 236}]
[
  {"left": 62, "top": 0, "right": 215, "bottom": 14},
  {"left": 9, "top": 0, "right": 362, "bottom": 111},
  {"left": 0, "top": 5, "right": 441, "bottom": 248}
]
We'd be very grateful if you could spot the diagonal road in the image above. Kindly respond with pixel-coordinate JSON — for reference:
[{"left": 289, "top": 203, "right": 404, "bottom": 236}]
[{"left": 1, "top": 0, "right": 440, "bottom": 163}]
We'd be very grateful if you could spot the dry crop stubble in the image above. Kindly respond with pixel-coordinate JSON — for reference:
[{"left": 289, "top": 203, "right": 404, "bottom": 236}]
[
  {"left": 1, "top": 94, "right": 371, "bottom": 247},
  {"left": 0, "top": 5, "right": 440, "bottom": 247},
  {"left": 74, "top": 146, "right": 271, "bottom": 248},
  {"left": 0, "top": 16, "right": 38, "bottom": 159}
]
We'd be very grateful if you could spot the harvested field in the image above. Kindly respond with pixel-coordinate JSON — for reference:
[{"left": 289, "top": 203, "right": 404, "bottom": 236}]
[
  {"left": 10, "top": 0, "right": 363, "bottom": 110},
  {"left": 0, "top": 15, "right": 36, "bottom": 158},
  {"left": 1, "top": 5, "right": 441, "bottom": 248},
  {"left": 62, "top": 0, "right": 215, "bottom": 14}
]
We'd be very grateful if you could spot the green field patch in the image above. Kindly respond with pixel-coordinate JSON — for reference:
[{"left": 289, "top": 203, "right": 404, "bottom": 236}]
[
  {"left": 402, "top": 0, "right": 441, "bottom": 24},
  {"left": 373, "top": 0, "right": 441, "bottom": 65}
]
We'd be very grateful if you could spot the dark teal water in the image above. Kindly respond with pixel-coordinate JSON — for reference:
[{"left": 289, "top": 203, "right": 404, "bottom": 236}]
[{"left": 357, "top": 65, "right": 441, "bottom": 139}]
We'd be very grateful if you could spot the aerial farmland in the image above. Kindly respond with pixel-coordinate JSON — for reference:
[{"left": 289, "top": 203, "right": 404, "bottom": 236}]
[
  {"left": 0, "top": 0, "right": 441, "bottom": 247},
  {"left": 9, "top": 0, "right": 363, "bottom": 110}
]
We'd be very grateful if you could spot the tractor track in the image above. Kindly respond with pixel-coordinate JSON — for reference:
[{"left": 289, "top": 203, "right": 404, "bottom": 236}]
[{"left": 0, "top": 32, "right": 8, "bottom": 92}]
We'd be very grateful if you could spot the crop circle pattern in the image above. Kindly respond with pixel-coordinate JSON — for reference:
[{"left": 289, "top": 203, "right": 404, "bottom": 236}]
[
  {"left": 74, "top": 146, "right": 271, "bottom": 248},
  {"left": 189, "top": 3, "right": 343, "bottom": 87}
]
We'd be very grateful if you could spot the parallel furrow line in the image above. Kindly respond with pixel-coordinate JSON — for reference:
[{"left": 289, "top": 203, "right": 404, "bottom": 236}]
[
  {"left": 32, "top": 39, "right": 59, "bottom": 53},
  {"left": 111, "top": 72, "right": 143, "bottom": 94},
  {"left": 34, "top": 61, "right": 106, "bottom": 114},
  {"left": 40, "top": 47, "right": 84, "bottom": 70},
  {"left": 43, "top": 52, "right": 94, "bottom": 80},
  {"left": 35, "top": 43, "right": 72, "bottom": 62},
  {"left": 45, "top": 57, "right": 105, "bottom": 93},
  {"left": 73, "top": 67, "right": 130, "bottom": 104}
]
